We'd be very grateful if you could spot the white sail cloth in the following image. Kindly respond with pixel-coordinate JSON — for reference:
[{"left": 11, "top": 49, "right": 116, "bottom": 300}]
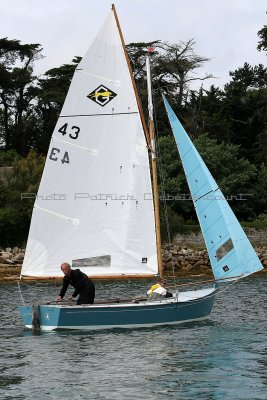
[{"left": 21, "top": 11, "right": 158, "bottom": 277}]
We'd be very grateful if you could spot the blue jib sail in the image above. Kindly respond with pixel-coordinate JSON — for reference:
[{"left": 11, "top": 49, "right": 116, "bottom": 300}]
[{"left": 162, "top": 95, "right": 263, "bottom": 281}]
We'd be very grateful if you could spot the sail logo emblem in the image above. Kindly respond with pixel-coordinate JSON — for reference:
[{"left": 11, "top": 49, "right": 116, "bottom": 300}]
[{"left": 87, "top": 85, "right": 117, "bottom": 107}]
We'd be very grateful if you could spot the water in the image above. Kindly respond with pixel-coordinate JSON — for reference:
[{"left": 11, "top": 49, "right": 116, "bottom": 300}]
[{"left": 0, "top": 277, "right": 266, "bottom": 400}]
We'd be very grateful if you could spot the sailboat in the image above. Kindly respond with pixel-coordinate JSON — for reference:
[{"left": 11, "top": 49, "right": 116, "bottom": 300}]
[{"left": 19, "top": 5, "right": 262, "bottom": 331}]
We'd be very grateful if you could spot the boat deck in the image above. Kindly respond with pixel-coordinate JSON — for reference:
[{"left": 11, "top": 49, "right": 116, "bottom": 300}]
[{"left": 43, "top": 287, "right": 215, "bottom": 308}]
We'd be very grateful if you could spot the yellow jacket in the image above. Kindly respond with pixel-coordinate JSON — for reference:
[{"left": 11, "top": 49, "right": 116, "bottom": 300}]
[{"left": 147, "top": 283, "right": 165, "bottom": 296}]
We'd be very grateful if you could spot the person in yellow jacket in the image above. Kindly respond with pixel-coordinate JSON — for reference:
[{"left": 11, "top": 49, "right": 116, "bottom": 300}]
[{"left": 147, "top": 278, "right": 173, "bottom": 299}]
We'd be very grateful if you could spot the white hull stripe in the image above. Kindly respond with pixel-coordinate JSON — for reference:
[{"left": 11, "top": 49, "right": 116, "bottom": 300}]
[{"left": 37, "top": 316, "right": 209, "bottom": 331}]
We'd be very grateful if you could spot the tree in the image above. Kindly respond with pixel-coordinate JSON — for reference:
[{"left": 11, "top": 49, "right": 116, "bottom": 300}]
[
  {"left": 154, "top": 40, "right": 212, "bottom": 106},
  {"left": 126, "top": 40, "right": 213, "bottom": 136},
  {"left": 194, "top": 134, "right": 258, "bottom": 219},
  {"left": 0, "top": 38, "right": 43, "bottom": 155},
  {"left": 0, "top": 149, "right": 20, "bottom": 166},
  {"left": 226, "top": 63, "right": 267, "bottom": 89},
  {"left": 257, "top": 23, "right": 267, "bottom": 52},
  {"left": 126, "top": 41, "right": 159, "bottom": 81},
  {"left": 253, "top": 163, "right": 267, "bottom": 215},
  {"left": 34, "top": 57, "right": 80, "bottom": 154},
  {"left": 222, "top": 63, "right": 267, "bottom": 162},
  {"left": 0, "top": 149, "right": 45, "bottom": 247},
  {"left": 184, "top": 85, "right": 232, "bottom": 141},
  {"left": 157, "top": 132, "right": 259, "bottom": 221}
]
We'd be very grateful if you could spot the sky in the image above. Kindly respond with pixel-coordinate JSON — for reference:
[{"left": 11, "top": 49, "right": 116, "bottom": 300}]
[{"left": 0, "top": 0, "right": 266, "bottom": 90}]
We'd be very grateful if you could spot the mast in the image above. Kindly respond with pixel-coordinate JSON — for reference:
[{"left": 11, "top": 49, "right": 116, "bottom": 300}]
[
  {"left": 111, "top": 4, "right": 151, "bottom": 148},
  {"left": 146, "top": 55, "right": 163, "bottom": 278},
  {"left": 112, "top": 4, "right": 163, "bottom": 277}
]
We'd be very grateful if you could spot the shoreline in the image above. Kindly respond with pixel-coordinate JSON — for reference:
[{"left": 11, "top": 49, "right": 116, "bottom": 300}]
[
  {"left": 1, "top": 266, "right": 266, "bottom": 284},
  {"left": 1, "top": 239, "right": 267, "bottom": 282}
]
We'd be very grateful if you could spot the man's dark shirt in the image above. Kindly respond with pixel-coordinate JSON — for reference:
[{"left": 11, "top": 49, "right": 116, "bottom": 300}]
[{"left": 59, "top": 269, "right": 95, "bottom": 299}]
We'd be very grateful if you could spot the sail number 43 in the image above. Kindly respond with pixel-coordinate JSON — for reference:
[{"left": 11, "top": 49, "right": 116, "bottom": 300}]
[{"left": 58, "top": 123, "right": 80, "bottom": 139}]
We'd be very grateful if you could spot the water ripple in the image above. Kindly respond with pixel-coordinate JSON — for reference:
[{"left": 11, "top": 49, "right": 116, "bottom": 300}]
[{"left": 0, "top": 277, "right": 266, "bottom": 399}]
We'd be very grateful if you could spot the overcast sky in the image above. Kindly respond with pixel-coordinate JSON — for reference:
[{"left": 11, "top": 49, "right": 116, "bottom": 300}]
[{"left": 1, "top": 0, "right": 266, "bottom": 90}]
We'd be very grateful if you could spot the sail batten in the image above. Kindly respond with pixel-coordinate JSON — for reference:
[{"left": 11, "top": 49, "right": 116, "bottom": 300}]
[
  {"left": 163, "top": 95, "right": 263, "bottom": 281},
  {"left": 34, "top": 206, "right": 77, "bottom": 221},
  {"left": 53, "top": 137, "right": 96, "bottom": 153}
]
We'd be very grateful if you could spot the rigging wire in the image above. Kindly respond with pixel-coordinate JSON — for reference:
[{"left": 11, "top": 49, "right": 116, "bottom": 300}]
[
  {"left": 17, "top": 281, "right": 25, "bottom": 305},
  {"left": 215, "top": 276, "right": 243, "bottom": 296},
  {"left": 148, "top": 56, "right": 177, "bottom": 287}
]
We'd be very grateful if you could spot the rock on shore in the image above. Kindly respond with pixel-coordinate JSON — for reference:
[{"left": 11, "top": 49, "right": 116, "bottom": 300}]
[
  {"left": 0, "top": 244, "right": 267, "bottom": 280},
  {"left": 0, "top": 247, "right": 25, "bottom": 280},
  {"left": 162, "top": 244, "right": 267, "bottom": 276}
]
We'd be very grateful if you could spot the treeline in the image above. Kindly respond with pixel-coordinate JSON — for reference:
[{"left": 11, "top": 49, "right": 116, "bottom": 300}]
[{"left": 0, "top": 21, "right": 266, "bottom": 246}]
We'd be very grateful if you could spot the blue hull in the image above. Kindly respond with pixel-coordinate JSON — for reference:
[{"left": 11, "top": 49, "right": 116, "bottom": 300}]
[{"left": 19, "top": 288, "right": 216, "bottom": 331}]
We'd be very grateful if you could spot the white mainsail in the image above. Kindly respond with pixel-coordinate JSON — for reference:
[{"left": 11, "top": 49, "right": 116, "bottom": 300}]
[{"left": 21, "top": 10, "right": 158, "bottom": 278}]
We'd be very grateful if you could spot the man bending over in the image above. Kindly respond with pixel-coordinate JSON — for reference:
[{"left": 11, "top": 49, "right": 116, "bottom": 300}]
[{"left": 56, "top": 262, "right": 95, "bottom": 305}]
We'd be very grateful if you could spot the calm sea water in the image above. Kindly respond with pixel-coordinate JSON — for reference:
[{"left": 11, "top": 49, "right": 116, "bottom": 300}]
[{"left": 0, "top": 276, "right": 266, "bottom": 400}]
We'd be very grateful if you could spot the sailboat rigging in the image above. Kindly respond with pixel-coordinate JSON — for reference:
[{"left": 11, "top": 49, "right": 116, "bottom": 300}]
[
  {"left": 19, "top": 5, "right": 262, "bottom": 331},
  {"left": 146, "top": 54, "right": 163, "bottom": 278}
]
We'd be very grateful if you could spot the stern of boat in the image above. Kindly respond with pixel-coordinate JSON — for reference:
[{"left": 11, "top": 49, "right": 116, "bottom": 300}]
[
  {"left": 19, "top": 305, "right": 61, "bottom": 331},
  {"left": 19, "top": 306, "right": 34, "bottom": 329}
]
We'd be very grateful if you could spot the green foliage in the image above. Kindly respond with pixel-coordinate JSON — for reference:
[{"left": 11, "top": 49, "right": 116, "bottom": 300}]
[
  {"left": 158, "top": 132, "right": 259, "bottom": 221},
  {"left": 126, "top": 40, "right": 212, "bottom": 135},
  {"left": 11, "top": 149, "right": 44, "bottom": 190},
  {"left": 1, "top": 15, "right": 267, "bottom": 245},
  {"left": 127, "top": 41, "right": 160, "bottom": 81},
  {"left": 0, "top": 149, "right": 45, "bottom": 246},
  {"left": 226, "top": 63, "right": 267, "bottom": 89},
  {"left": 38, "top": 58, "right": 79, "bottom": 108},
  {"left": 194, "top": 133, "right": 258, "bottom": 219},
  {"left": 257, "top": 23, "right": 267, "bottom": 52},
  {"left": 253, "top": 163, "right": 267, "bottom": 215},
  {"left": 194, "top": 134, "right": 257, "bottom": 189},
  {"left": 34, "top": 57, "right": 80, "bottom": 154},
  {"left": 157, "top": 134, "right": 192, "bottom": 217},
  {"left": 185, "top": 63, "right": 267, "bottom": 164},
  {"left": 185, "top": 86, "right": 230, "bottom": 141},
  {"left": 0, "top": 38, "right": 43, "bottom": 155},
  {"left": 154, "top": 40, "right": 212, "bottom": 106},
  {"left": 0, "top": 149, "right": 20, "bottom": 166},
  {"left": 242, "top": 213, "right": 267, "bottom": 229},
  {"left": 0, "top": 207, "right": 28, "bottom": 247},
  {"left": 160, "top": 206, "right": 185, "bottom": 241}
]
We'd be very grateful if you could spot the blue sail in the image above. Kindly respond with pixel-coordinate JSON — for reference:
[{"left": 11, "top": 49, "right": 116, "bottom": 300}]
[{"left": 162, "top": 95, "right": 263, "bottom": 281}]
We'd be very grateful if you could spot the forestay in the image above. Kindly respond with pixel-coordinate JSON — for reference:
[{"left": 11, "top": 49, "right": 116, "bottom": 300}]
[
  {"left": 21, "top": 11, "right": 158, "bottom": 278},
  {"left": 163, "top": 95, "right": 263, "bottom": 281}
]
